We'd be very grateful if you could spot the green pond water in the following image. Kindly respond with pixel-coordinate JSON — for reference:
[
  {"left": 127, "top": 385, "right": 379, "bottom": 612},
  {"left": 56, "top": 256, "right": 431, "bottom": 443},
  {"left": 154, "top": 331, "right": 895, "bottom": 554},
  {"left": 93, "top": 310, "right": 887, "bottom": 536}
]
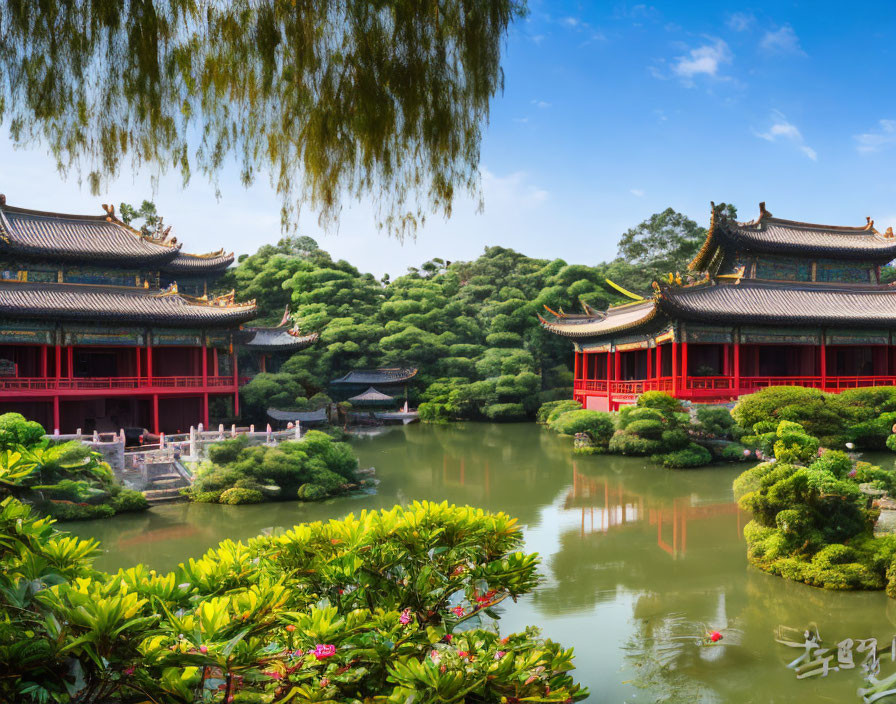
[{"left": 63, "top": 423, "right": 896, "bottom": 703}]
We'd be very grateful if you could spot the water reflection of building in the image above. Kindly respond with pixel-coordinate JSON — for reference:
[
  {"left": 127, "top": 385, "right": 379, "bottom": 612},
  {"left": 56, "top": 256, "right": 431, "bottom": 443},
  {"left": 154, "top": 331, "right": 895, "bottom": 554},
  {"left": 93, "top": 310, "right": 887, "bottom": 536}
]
[{"left": 567, "top": 464, "right": 743, "bottom": 558}]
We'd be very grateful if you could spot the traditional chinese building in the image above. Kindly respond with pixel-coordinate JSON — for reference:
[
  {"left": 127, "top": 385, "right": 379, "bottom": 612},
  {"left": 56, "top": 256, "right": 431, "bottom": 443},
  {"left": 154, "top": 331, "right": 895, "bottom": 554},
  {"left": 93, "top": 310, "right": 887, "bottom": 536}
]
[
  {"left": 0, "top": 196, "right": 259, "bottom": 433},
  {"left": 541, "top": 203, "right": 896, "bottom": 410}
]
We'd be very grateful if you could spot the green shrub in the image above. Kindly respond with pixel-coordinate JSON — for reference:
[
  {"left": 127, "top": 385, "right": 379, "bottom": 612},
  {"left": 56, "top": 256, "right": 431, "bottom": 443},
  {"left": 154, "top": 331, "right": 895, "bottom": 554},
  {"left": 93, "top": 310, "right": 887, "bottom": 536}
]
[
  {"left": 0, "top": 497, "right": 588, "bottom": 703},
  {"left": 658, "top": 442, "right": 712, "bottom": 469},
  {"left": 734, "top": 419, "right": 895, "bottom": 595},
  {"left": 207, "top": 435, "right": 249, "bottom": 464},
  {"left": 624, "top": 419, "right": 664, "bottom": 439},
  {"left": 192, "top": 490, "right": 222, "bottom": 503},
  {"left": 219, "top": 487, "right": 264, "bottom": 505},
  {"left": 0, "top": 412, "right": 45, "bottom": 449},
  {"left": 548, "top": 410, "right": 615, "bottom": 445},
  {"left": 887, "top": 434, "right": 896, "bottom": 452},
  {"left": 544, "top": 400, "right": 582, "bottom": 424},
  {"left": 297, "top": 483, "right": 327, "bottom": 500},
  {"left": 636, "top": 391, "right": 682, "bottom": 413},
  {"left": 720, "top": 443, "right": 752, "bottom": 462},
  {"left": 110, "top": 489, "right": 149, "bottom": 513},
  {"left": 484, "top": 403, "right": 527, "bottom": 421},
  {"left": 537, "top": 399, "right": 581, "bottom": 424},
  {"left": 608, "top": 430, "right": 664, "bottom": 456},
  {"left": 695, "top": 406, "right": 734, "bottom": 438},
  {"left": 42, "top": 501, "right": 115, "bottom": 521}
]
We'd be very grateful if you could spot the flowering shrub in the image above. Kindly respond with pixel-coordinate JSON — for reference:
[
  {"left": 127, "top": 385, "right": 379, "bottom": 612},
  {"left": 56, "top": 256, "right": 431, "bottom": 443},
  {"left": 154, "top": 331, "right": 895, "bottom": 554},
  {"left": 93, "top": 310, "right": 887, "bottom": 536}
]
[
  {"left": 0, "top": 498, "right": 587, "bottom": 703},
  {"left": 733, "top": 420, "right": 896, "bottom": 593}
]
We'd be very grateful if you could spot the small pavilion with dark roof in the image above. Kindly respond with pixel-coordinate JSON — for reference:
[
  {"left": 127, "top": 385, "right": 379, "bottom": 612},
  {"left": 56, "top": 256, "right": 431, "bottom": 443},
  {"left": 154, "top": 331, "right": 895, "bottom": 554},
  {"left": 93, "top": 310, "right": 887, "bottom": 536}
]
[
  {"left": 241, "top": 307, "right": 318, "bottom": 374},
  {"left": 330, "top": 368, "right": 417, "bottom": 404},
  {"left": 0, "top": 195, "right": 254, "bottom": 433},
  {"left": 541, "top": 202, "right": 896, "bottom": 410}
]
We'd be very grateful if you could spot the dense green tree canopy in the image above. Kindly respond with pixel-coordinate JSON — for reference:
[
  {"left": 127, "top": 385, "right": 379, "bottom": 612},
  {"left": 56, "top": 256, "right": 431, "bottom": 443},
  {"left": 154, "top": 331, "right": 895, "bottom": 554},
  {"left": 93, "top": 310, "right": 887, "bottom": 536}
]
[{"left": 0, "top": 0, "right": 525, "bottom": 236}]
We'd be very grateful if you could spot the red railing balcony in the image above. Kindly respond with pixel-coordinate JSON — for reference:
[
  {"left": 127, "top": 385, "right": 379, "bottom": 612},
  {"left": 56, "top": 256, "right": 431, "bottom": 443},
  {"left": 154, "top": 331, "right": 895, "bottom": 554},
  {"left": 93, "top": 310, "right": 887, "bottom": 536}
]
[
  {"left": 574, "top": 375, "right": 896, "bottom": 399},
  {"left": 0, "top": 376, "right": 240, "bottom": 393}
]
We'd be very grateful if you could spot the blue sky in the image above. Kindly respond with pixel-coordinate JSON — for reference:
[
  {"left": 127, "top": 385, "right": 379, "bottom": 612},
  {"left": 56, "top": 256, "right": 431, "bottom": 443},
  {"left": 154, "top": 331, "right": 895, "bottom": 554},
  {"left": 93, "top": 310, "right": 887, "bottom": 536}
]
[{"left": 2, "top": 1, "right": 896, "bottom": 277}]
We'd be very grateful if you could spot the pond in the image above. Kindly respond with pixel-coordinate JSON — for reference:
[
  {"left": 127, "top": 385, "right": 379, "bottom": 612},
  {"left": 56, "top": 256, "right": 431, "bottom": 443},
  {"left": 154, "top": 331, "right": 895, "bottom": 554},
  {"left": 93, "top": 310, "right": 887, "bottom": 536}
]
[{"left": 64, "top": 423, "right": 896, "bottom": 703}]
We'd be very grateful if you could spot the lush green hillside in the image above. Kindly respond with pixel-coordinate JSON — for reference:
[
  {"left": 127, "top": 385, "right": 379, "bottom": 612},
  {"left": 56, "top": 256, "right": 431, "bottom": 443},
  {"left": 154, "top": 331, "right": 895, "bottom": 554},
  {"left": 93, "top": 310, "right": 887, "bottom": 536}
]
[{"left": 220, "top": 208, "right": 719, "bottom": 422}]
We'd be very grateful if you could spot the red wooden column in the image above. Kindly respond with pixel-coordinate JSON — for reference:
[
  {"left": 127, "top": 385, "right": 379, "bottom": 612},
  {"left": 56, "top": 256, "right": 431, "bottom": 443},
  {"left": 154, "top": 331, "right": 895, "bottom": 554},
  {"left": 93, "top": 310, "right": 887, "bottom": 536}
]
[
  {"left": 233, "top": 348, "right": 240, "bottom": 417},
  {"left": 820, "top": 333, "right": 827, "bottom": 391},
  {"left": 733, "top": 339, "right": 741, "bottom": 393},
  {"left": 213, "top": 348, "right": 219, "bottom": 378},
  {"left": 202, "top": 340, "right": 209, "bottom": 427},
  {"left": 260, "top": 354, "right": 267, "bottom": 373},
  {"left": 723, "top": 343, "right": 730, "bottom": 378},
  {"left": 147, "top": 341, "right": 153, "bottom": 385},
  {"left": 671, "top": 341, "right": 678, "bottom": 395},
  {"left": 606, "top": 348, "right": 614, "bottom": 409},
  {"left": 53, "top": 397, "right": 60, "bottom": 432},
  {"left": 681, "top": 342, "right": 689, "bottom": 394}
]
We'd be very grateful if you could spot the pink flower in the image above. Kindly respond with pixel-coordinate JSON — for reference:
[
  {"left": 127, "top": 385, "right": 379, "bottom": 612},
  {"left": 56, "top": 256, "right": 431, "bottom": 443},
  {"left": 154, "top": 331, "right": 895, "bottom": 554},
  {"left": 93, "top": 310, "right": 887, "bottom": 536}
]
[
  {"left": 444, "top": 634, "right": 453, "bottom": 643},
  {"left": 709, "top": 631, "right": 723, "bottom": 643},
  {"left": 264, "top": 671, "right": 284, "bottom": 680},
  {"left": 430, "top": 649, "right": 441, "bottom": 663},
  {"left": 124, "top": 667, "right": 135, "bottom": 676},
  {"left": 849, "top": 469, "right": 858, "bottom": 478},
  {"left": 199, "top": 645, "right": 208, "bottom": 654},
  {"left": 314, "top": 644, "right": 336, "bottom": 659},
  {"left": 452, "top": 605, "right": 465, "bottom": 617},
  {"left": 399, "top": 608, "right": 412, "bottom": 625},
  {"left": 458, "top": 650, "right": 469, "bottom": 659},
  {"left": 320, "top": 677, "right": 330, "bottom": 687},
  {"left": 495, "top": 650, "right": 506, "bottom": 659}
]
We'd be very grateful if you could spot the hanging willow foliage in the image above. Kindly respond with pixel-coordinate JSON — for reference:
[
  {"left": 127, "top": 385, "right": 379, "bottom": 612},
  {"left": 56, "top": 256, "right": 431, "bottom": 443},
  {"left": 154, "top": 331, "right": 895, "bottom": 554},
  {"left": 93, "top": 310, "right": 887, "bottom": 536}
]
[{"left": 0, "top": 0, "right": 525, "bottom": 237}]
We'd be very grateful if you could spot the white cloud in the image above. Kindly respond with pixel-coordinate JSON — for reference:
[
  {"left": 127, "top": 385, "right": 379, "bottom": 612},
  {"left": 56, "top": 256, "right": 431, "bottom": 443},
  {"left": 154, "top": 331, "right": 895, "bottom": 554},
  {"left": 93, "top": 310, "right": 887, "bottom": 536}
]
[
  {"left": 755, "top": 111, "right": 817, "bottom": 161},
  {"left": 854, "top": 119, "right": 896, "bottom": 154},
  {"left": 531, "top": 99, "right": 551, "bottom": 109},
  {"left": 561, "top": 16, "right": 580, "bottom": 27},
  {"left": 630, "top": 189, "right": 645, "bottom": 197},
  {"left": 727, "top": 12, "right": 755, "bottom": 32},
  {"left": 760, "top": 25, "right": 805, "bottom": 55},
  {"left": 671, "top": 39, "right": 732, "bottom": 80}
]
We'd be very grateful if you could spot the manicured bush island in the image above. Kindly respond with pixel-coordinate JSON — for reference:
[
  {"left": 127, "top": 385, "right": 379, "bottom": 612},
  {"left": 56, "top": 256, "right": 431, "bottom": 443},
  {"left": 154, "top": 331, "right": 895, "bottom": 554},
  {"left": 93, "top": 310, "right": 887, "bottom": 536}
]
[
  {"left": 187, "top": 430, "right": 363, "bottom": 504},
  {"left": 0, "top": 497, "right": 588, "bottom": 703},
  {"left": 733, "top": 419, "right": 896, "bottom": 594}
]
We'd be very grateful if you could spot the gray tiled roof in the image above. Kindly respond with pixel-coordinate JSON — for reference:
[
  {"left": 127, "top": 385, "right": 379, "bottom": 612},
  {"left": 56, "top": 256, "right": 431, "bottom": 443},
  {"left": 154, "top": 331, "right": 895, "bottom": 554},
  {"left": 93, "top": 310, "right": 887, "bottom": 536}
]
[
  {"left": 661, "top": 281, "right": 896, "bottom": 326},
  {"left": 267, "top": 407, "right": 328, "bottom": 423},
  {"left": 348, "top": 387, "right": 395, "bottom": 403},
  {"left": 716, "top": 216, "right": 896, "bottom": 260},
  {"left": 331, "top": 368, "right": 418, "bottom": 385},
  {"left": 539, "top": 300, "right": 658, "bottom": 338},
  {"left": 244, "top": 327, "right": 318, "bottom": 350},
  {"left": 161, "top": 250, "right": 235, "bottom": 273},
  {"left": 0, "top": 281, "right": 257, "bottom": 326},
  {"left": 0, "top": 204, "right": 180, "bottom": 265}
]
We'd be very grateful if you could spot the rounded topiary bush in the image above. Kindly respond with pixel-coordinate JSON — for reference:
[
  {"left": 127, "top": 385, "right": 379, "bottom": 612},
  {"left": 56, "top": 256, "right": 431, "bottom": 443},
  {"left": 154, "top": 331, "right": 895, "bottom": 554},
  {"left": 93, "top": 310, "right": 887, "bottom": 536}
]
[
  {"left": 297, "top": 483, "right": 327, "bottom": 501},
  {"left": 537, "top": 399, "right": 581, "bottom": 424},
  {"left": 624, "top": 419, "right": 664, "bottom": 439},
  {"left": 192, "top": 490, "right": 222, "bottom": 503},
  {"left": 110, "top": 489, "right": 149, "bottom": 513},
  {"left": 219, "top": 487, "right": 264, "bottom": 505},
  {"left": 484, "top": 403, "right": 527, "bottom": 421},
  {"left": 549, "top": 410, "right": 615, "bottom": 446},
  {"left": 720, "top": 442, "right": 752, "bottom": 462},
  {"left": 887, "top": 434, "right": 896, "bottom": 453},
  {"left": 608, "top": 431, "right": 663, "bottom": 456},
  {"left": 658, "top": 442, "right": 712, "bottom": 469}
]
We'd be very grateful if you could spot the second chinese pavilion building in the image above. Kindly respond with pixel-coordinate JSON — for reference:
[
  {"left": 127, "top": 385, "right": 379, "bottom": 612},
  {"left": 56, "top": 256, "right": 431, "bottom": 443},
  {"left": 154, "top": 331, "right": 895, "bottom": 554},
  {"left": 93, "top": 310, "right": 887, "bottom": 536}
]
[
  {"left": 0, "top": 195, "right": 305, "bottom": 434},
  {"left": 541, "top": 203, "right": 896, "bottom": 410}
]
